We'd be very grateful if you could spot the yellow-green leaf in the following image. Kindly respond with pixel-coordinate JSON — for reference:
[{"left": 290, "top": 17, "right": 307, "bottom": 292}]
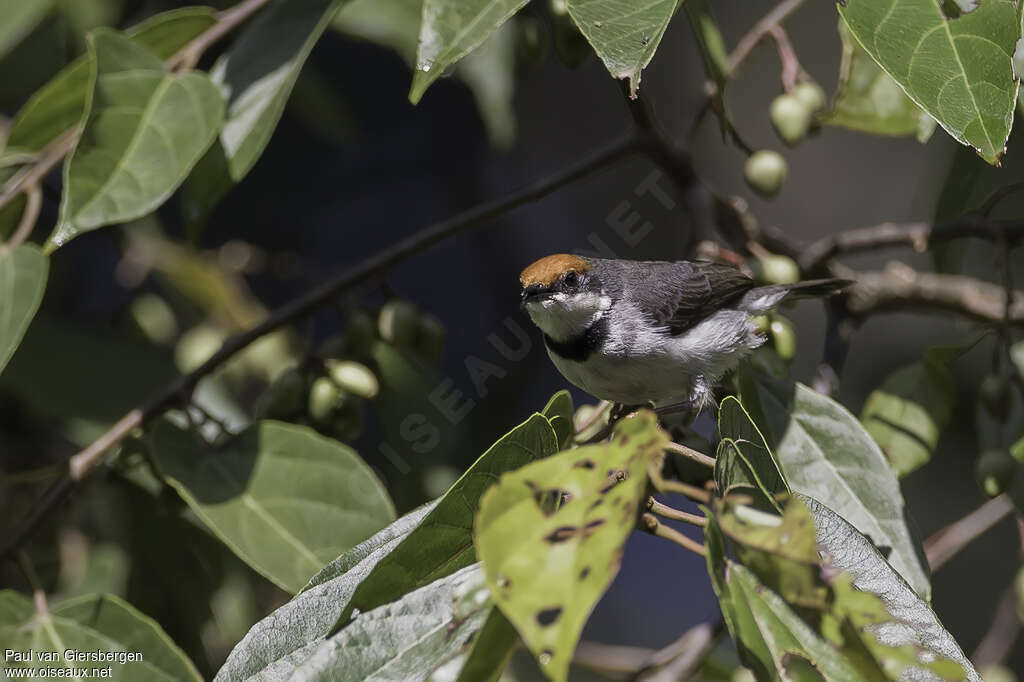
[{"left": 0, "top": 244, "right": 47, "bottom": 376}]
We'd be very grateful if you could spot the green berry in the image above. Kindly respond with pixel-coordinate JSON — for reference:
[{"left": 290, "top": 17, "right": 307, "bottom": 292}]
[
  {"left": 976, "top": 449, "right": 1017, "bottom": 497},
  {"left": 378, "top": 300, "right": 419, "bottom": 347},
  {"left": 750, "top": 314, "right": 771, "bottom": 335},
  {"left": 744, "top": 150, "right": 788, "bottom": 197},
  {"left": 770, "top": 316, "right": 796, "bottom": 361},
  {"left": 130, "top": 294, "right": 177, "bottom": 345},
  {"left": 792, "top": 81, "right": 826, "bottom": 113},
  {"left": 750, "top": 253, "right": 800, "bottom": 285},
  {"left": 980, "top": 374, "right": 1011, "bottom": 422},
  {"left": 308, "top": 376, "right": 342, "bottom": 425},
  {"left": 174, "top": 325, "right": 226, "bottom": 373},
  {"left": 326, "top": 360, "right": 379, "bottom": 399},
  {"left": 770, "top": 93, "right": 812, "bottom": 145}
]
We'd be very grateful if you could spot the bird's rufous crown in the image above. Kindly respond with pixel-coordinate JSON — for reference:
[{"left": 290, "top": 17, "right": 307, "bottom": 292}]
[{"left": 519, "top": 254, "right": 590, "bottom": 288}]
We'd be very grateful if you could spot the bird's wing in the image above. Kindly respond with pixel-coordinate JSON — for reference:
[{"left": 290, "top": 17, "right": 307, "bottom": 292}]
[{"left": 637, "top": 261, "right": 756, "bottom": 335}]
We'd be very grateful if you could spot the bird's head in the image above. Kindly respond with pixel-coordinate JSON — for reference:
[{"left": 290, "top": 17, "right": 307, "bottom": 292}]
[{"left": 519, "top": 254, "right": 610, "bottom": 342}]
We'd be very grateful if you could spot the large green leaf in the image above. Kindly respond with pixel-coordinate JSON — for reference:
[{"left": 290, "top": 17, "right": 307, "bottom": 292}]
[
  {"left": 0, "top": 244, "right": 47, "bottom": 376},
  {"left": 475, "top": 411, "right": 667, "bottom": 682},
  {"left": 738, "top": 369, "right": 931, "bottom": 599},
  {"left": 332, "top": 0, "right": 518, "bottom": 147},
  {"left": 48, "top": 29, "right": 224, "bottom": 250},
  {"left": 338, "top": 411, "right": 559, "bottom": 623},
  {"left": 803, "top": 495, "right": 978, "bottom": 681},
  {"left": 287, "top": 565, "right": 493, "bottom": 681},
  {"left": 150, "top": 419, "right": 395, "bottom": 593},
  {"left": 540, "top": 389, "right": 574, "bottom": 448},
  {"left": 566, "top": 0, "right": 681, "bottom": 96},
  {"left": 0, "top": 0, "right": 53, "bottom": 62},
  {"left": 838, "top": 0, "right": 1022, "bottom": 164},
  {"left": 409, "top": 0, "right": 529, "bottom": 103},
  {"left": 0, "top": 591, "right": 201, "bottom": 681},
  {"left": 5, "top": 7, "right": 218, "bottom": 154},
  {"left": 181, "top": 0, "right": 346, "bottom": 228},
  {"left": 214, "top": 503, "right": 434, "bottom": 681},
  {"left": 861, "top": 346, "right": 958, "bottom": 477},
  {"left": 715, "top": 395, "right": 788, "bottom": 512},
  {"left": 824, "top": 20, "right": 935, "bottom": 140}
]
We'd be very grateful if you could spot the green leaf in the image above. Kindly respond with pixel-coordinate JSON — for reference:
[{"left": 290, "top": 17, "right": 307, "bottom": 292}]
[
  {"left": 566, "top": 0, "right": 681, "bottom": 96},
  {"left": 288, "top": 565, "right": 493, "bottom": 681},
  {"left": 150, "top": 419, "right": 395, "bottom": 593},
  {"left": 737, "top": 368, "right": 931, "bottom": 600},
  {"left": 0, "top": 0, "right": 53, "bottom": 62},
  {"left": 214, "top": 503, "right": 434, "bottom": 681},
  {"left": 339, "top": 411, "right": 559, "bottom": 623},
  {"left": 181, "top": 0, "right": 346, "bottom": 229},
  {"left": 838, "top": 0, "right": 1022, "bottom": 164},
  {"left": 804, "top": 495, "right": 978, "bottom": 681},
  {"left": 332, "top": 0, "right": 518, "bottom": 147},
  {"left": 684, "top": 0, "right": 729, "bottom": 87},
  {"left": 541, "top": 389, "right": 574, "bottom": 448},
  {"left": 824, "top": 20, "right": 936, "bottom": 140},
  {"left": 6, "top": 7, "right": 218, "bottom": 154},
  {"left": 0, "top": 244, "right": 47, "bottom": 376},
  {"left": 0, "top": 591, "right": 202, "bottom": 681},
  {"left": 475, "top": 411, "right": 667, "bottom": 682},
  {"left": 716, "top": 396, "right": 788, "bottom": 511},
  {"left": 454, "top": 608, "right": 519, "bottom": 682},
  {"left": 861, "top": 346, "right": 958, "bottom": 477},
  {"left": 409, "top": 0, "right": 529, "bottom": 104},
  {"left": 48, "top": 29, "right": 225, "bottom": 250}
]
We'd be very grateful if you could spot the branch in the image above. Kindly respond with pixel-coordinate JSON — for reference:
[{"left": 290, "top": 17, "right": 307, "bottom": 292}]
[
  {"left": 842, "top": 262, "right": 1024, "bottom": 325},
  {"left": 0, "top": 135, "right": 639, "bottom": 560},
  {"left": 727, "top": 0, "right": 808, "bottom": 73},
  {"left": 924, "top": 494, "right": 1014, "bottom": 572},
  {"left": 665, "top": 441, "right": 716, "bottom": 469},
  {"left": 639, "top": 512, "right": 708, "bottom": 557},
  {"left": 971, "top": 585, "right": 1020, "bottom": 669},
  {"left": 573, "top": 622, "right": 720, "bottom": 680},
  {"left": 647, "top": 497, "right": 708, "bottom": 527}
]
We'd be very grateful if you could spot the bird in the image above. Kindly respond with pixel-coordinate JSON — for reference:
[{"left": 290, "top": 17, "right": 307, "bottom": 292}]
[{"left": 519, "top": 254, "right": 849, "bottom": 410}]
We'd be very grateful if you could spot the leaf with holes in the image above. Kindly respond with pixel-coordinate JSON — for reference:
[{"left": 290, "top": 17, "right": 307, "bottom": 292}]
[
  {"left": 214, "top": 503, "right": 434, "bottom": 681},
  {"left": 0, "top": 591, "right": 201, "bottom": 680},
  {"left": 567, "top": 0, "right": 682, "bottom": 96},
  {"left": 861, "top": 346, "right": 959, "bottom": 477},
  {"left": 6, "top": 7, "right": 217, "bottom": 154},
  {"left": 716, "top": 396, "right": 788, "bottom": 511},
  {"left": 48, "top": 29, "right": 224, "bottom": 250},
  {"left": 0, "top": 245, "right": 47, "bottom": 376},
  {"left": 410, "top": 0, "right": 530, "bottom": 104},
  {"left": 541, "top": 389, "right": 574, "bottom": 448},
  {"left": 337, "top": 411, "right": 558, "bottom": 625},
  {"left": 838, "top": 0, "right": 1021, "bottom": 164},
  {"left": 150, "top": 419, "right": 395, "bottom": 593},
  {"left": 824, "top": 20, "right": 936, "bottom": 141},
  {"left": 474, "top": 411, "right": 667, "bottom": 682},
  {"left": 737, "top": 368, "right": 930, "bottom": 600}
]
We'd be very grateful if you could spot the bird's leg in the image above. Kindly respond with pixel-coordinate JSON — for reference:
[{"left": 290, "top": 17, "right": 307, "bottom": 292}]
[{"left": 609, "top": 401, "right": 655, "bottom": 423}]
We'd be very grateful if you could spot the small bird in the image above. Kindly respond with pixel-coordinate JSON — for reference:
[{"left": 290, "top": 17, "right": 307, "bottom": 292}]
[{"left": 519, "top": 254, "right": 849, "bottom": 409}]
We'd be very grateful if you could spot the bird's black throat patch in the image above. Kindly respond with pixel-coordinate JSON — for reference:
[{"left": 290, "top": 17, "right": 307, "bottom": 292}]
[{"left": 544, "top": 316, "right": 608, "bottom": 362}]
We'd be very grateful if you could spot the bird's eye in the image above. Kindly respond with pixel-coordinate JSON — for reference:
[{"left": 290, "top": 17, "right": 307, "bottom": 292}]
[{"left": 564, "top": 271, "right": 578, "bottom": 287}]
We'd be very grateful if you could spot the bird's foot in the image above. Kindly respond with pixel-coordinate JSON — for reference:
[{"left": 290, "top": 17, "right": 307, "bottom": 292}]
[{"left": 609, "top": 401, "right": 655, "bottom": 423}]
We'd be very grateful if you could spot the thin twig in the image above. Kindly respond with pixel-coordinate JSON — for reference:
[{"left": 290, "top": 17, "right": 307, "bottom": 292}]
[
  {"left": 766, "top": 25, "right": 808, "bottom": 91},
  {"left": 639, "top": 513, "right": 708, "bottom": 557},
  {"left": 924, "top": 494, "right": 1014, "bottom": 572},
  {"left": 647, "top": 497, "right": 708, "bottom": 527},
  {"left": 654, "top": 478, "right": 711, "bottom": 504},
  {"left": 665, "top": 441, "right": 716, "bottom": 469},
  {"left": 167, "top": 0, "right": 272, "bottom": 71},
  {"left": 971, "top": 585, "right": 1020, "bottom": 668},
  {"left": 727, "top": 0, "right": 808, "bottom": 73},
  {"left": 0, "top": 135, "right": 639, "bottom": 561},
  {"left": 0, "top": 128, "right": 77, "bottom": 214},
  {"left": 573, "top": 622, "right": 719, "bottom": 680}
]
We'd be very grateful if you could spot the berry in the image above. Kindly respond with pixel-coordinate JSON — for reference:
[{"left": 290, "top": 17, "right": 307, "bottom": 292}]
[
  {"left": 770, "top": 93, "right": 812, "bottom": 145},
  {"left": 792, "top": 82, "right": 826, "bottom": 113},
  {"left": 744, "top": 150, "right": 788, "bottom": 197},
  {"left": 975, "top": 449, "right": 1017, "bottom": 497}
]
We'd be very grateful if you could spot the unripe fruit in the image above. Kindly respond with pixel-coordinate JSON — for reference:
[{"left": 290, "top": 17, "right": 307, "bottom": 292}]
[
  {"left": 731, "top": 669, "right": 756, "bottom": 682},
  {"left": 326, "top": 360, "right": 379, "bottom": 399},
  {"left": 308, "top": 376, "right": 342, "bottom": 425},
  {"left": 573, "top": 403, "right": 607, "bottom": 442},
  {"left": 744, "top": 150, "right": 788, "bottom": 197},
  {"left": 769, "top": 317, "right": 797, "bottom": 361},
  {"left": 378, "top": 300, "right": 419, "bottom": 347},
  {"left": 792, "top": 81, "right": 826, "bottom": 113},
  {"left": 175, "top": 325, "right": 226, "bottom": 373},
  {"left": 256, "top": 367, "right": 307, "bottom": 419},
  {"left": 750, "top": 253, "right": 800, "bottom": 285},
  {"left": 770, "top": 93, "right": 812, "bottom": 145},
  {"left": 423, "top": 465, "right": 460, "bottom": 498},
  {"left": 130, "top": 294, "right": 177, "bottom": 345},
  {"left": 980, "top": 374, "right": 1011, "bottom": 422},
  {"left": 415, "top": 312, "right": 446, "bottom": 365},
  {"left": 976, "top": 449, "right": 1017, "bottom": 497},
  {"left": 750, "top": 314, "right": 771, "bottom": 335}
]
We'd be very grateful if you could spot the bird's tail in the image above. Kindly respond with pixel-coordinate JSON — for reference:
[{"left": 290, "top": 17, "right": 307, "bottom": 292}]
[{"left": 739, "top": 278, "right": 852, "bottom": 313}]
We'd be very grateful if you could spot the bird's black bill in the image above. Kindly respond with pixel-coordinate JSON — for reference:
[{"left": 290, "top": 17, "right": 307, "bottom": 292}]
[{"left": 520, "top": 283, "right": 550, "bottom": 308}]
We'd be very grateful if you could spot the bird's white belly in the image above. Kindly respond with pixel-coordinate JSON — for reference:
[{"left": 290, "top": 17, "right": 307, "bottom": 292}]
[{"left": 546, "top": 346, "right": 695, "bottom": 406}]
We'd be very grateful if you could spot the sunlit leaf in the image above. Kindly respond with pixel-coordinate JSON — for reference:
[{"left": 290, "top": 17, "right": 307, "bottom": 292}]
[
  {"left": 475, "top": 411, "right": 667, "bottom": 682},
  {"left": 338, "top": 411, "right": 559, "bottom": 623},
  {"left": 6, "top": 7, "right": 218, "bottom": 154},
  {"left": 566, "top": 0, "right": 681, "bottom": 96},
  {"left": 0, "top": 244, "right": 47, "bottom": 376},
  {"left": 541, "top": 389, "right": 574, "bottom": 449},
  {"left": 715, "top": 396, "right": 788, "bottom": 511},
  {"left": 48, "top": 29, "right": 224, "bottom": 249},
  {"left": 0, "top": 591, "right": 202, "bottom": 680},
  {"left": 150, "top": 419, "right": 395, "bottom": 593},
  {"left": 838, "top": 0, "right": 1022, "bottom": 164},
  {"left": 738, "top": 368, "right": 930, "bottom": 599}
]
